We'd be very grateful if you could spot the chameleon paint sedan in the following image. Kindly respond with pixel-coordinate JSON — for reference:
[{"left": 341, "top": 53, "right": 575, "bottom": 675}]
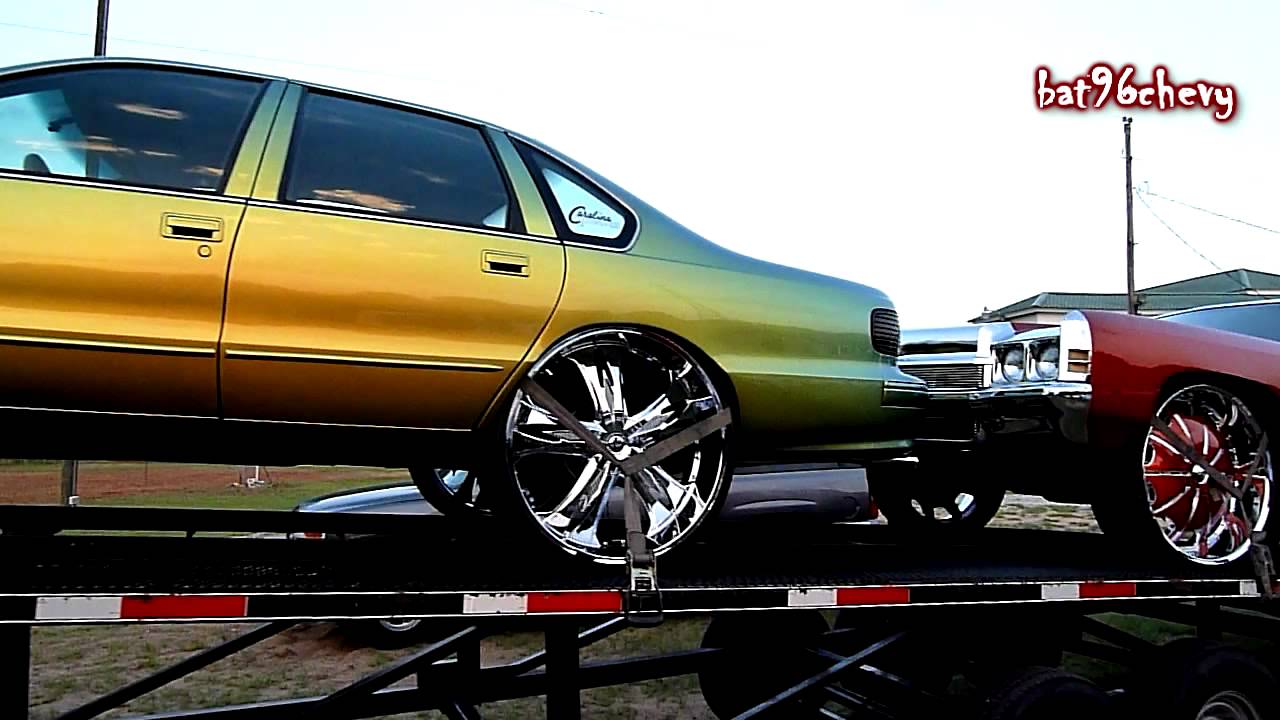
[{"left": 0, "top": 58, "right": 923, "bottom": 561}]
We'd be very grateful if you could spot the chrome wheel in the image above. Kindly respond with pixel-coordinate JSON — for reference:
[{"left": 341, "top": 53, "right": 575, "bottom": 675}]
[
  {"left": 1198, "top": 690, "right": 1261, "bottom": 720},
  {"left": 1143, "top": 384, "right": 1272, "bottom": 566},
  {"left": 505, "top": 328, "right": 730, "bottom": 562}
]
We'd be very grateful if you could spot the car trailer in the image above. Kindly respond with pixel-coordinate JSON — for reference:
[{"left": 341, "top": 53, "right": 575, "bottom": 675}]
[{"left": 1, "top": 499, "right": 1278, "bottom": 720}]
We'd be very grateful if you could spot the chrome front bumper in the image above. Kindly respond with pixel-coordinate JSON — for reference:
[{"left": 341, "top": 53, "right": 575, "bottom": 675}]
[{"left": 917, "top": 381, "right": 1092, "bottom": 446}]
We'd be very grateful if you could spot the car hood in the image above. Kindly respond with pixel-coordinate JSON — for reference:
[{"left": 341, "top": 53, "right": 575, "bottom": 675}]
[{"left": 294, "top": 483, "right": 431, "bottom": 514}]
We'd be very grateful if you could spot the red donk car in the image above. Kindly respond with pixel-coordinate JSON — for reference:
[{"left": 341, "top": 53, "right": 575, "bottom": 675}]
[{"left": 885, "top": 300, "right": 1278, "bottom": 567}]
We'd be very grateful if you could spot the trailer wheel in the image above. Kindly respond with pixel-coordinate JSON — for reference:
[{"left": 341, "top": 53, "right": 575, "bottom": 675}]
[
  {"left": 980, "top": 666, "right": 1113, "bottom": 720},
  {"left": 340, "top": 618, "right": 448, "bottom": 650},
  {"left": 869, "top": 456, "right": 1005, "bottom": 535},
  {"left": 832, "top": 612, "right": 957, "bottom": 693},
  {"left": 1132, "top": 639, "right": 1274, "bottom": 719},
  {"left": 698, "top": 610, "right": 829, "bottom": 719}
]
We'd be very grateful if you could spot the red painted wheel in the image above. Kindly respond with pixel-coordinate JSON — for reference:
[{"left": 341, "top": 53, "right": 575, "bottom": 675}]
[{"left": 1140, "top": 384, "right": 1272, "bottom": 566}]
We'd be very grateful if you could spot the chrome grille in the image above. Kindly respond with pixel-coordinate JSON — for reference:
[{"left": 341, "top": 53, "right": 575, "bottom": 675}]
[
  {"left": 870, "top": 309, "right": 900, "bottom": 356},
  {"left": 902, "top": 363, "right": 985, "bottom": 390}
]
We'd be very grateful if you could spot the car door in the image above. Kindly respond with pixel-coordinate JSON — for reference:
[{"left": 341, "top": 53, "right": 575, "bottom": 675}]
[
  {"left": 0, "top": 64, "right": 275, "bottom": 417},
  {"left": 220, "top": 88, "right": 565, "bottom": 429}
]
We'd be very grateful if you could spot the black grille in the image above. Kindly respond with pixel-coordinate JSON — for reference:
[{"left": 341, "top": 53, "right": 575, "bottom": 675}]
[
  {"left": 903, "top": 363, "right": 985, "bottom": 390},
  {"left": 869, "top": 308, "right": 900, "bottom": 356}
]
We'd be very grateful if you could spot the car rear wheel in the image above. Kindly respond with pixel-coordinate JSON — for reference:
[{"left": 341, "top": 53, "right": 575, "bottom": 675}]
[
  {"left": 501, "top": 327, "right": 732, "bottom": 563},
  {"left": 869, "top": 456, "right": 1006, "bottom": 536},
  {"left": 410, "top": 468, "right": 492, "bottom": 518},
  {"left": 1092, "top": 383, "right": 1273, "bottom": 567}
]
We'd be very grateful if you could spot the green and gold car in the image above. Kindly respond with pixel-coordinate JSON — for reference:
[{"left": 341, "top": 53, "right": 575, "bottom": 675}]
[{"left": 0, "top": 58, "right": 923, "bottom": 561}]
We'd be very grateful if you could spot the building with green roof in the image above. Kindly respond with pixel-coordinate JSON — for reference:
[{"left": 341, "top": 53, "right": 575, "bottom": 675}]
[{"left": 971, "top": 269, "right": 1280, "bottom": 323}]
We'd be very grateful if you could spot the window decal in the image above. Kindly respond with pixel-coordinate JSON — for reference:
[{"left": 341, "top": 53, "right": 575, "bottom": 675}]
[{"left": 543, "top": 167, "right": 625, "bottom": 240}]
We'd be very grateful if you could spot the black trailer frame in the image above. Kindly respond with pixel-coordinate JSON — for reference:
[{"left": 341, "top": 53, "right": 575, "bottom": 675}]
[{"left": 2, "top": 499, "right": 1276, "bottom": 719}]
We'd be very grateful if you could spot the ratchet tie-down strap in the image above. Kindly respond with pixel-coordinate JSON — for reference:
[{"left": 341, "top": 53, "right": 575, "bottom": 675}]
[
  {"left": 1151, "top": 417, "right": 1274, "bottom": 597},
  {"left": 522, "top": 379, "right": 732, "bottom": 623}
]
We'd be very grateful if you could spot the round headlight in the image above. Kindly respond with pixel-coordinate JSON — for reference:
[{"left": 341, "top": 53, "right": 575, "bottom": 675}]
[
  {"left": 1000, "top": 346, "right": 1025, "bottom": 382},
  {"left": 1035, "top": 344, "right": 1059, "bottom": 380}
]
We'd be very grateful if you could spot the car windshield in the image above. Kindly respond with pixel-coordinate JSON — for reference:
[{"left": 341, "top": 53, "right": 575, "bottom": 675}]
[{"left": 1163, "top": 302, "right": 1280, "bottom": 343}]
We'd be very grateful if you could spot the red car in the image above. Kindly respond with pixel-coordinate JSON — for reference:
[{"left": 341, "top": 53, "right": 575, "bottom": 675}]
[{"left": 884, "top": 299, "right": 1278, "bottom": 567}]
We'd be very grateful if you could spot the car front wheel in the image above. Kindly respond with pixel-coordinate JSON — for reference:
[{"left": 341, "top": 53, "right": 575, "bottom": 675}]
[{"left": 1092, "top": 383, "right": 1273, "bottom": 566}]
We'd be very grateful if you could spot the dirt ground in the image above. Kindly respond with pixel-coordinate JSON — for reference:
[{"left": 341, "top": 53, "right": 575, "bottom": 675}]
[{"left": 0, "top": 462, "right": 408, "bottom": 505}]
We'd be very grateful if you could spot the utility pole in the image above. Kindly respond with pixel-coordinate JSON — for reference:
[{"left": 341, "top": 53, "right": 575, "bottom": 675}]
[
  {"left": 61, "top": 0, "right": 110, "bottom": 506},
  {"left": 1124, "top": 116, "right": 1137, "bottom": 315},
  {"left": 94, "top": 0, "right": 110, "bottom": 56}
]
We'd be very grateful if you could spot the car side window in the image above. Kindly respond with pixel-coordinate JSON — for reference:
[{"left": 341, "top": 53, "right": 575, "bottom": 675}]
[
  {"left": 284, "top": 93, "right": 513, "bottom": 231},
  {"left": 518, "top": 143, "right": 633, "bottom": 248},
  {"left": 0, "top": 67, "right": 262, "bottom": 192},
  {"left": 1166, "top": 304, "right": 1280, "bottom": 343}
]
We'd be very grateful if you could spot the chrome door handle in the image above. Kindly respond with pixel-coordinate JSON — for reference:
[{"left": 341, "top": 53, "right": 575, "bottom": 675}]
[
  {"left": 162, "top": 213, "right": 223, "bottom": 242},
  {"left": 482, "top": 250, "right": 529, "bottom": 277}
]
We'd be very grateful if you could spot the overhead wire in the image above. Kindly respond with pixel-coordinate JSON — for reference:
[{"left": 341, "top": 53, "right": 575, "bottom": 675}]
[{"left": 1134, "top": 190, "right": 1257, "bottom": 294}]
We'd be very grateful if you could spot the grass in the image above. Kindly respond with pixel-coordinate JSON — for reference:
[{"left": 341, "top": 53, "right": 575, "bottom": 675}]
[{"left": 89, "top": 476, "right": 404, "bottom": 511}]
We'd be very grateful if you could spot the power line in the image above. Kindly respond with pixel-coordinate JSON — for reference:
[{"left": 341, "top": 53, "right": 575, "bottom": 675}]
[
  {"left": 1134, "top": 191, "right": 1256, "bottom": 294},
  {"left": 1139, "top": 188, "right": 1280, "bottom": 236},
  {"left": 0, "top": 19, "right": 463, "bottom": 90}
]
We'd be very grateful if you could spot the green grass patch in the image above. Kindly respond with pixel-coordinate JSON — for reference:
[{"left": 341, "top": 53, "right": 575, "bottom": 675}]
[{"left": 88, "top": 476, "right": 407, "bottom": 511}]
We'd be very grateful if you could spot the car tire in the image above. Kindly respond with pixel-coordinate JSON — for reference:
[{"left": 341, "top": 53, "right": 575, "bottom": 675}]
[
  {"left": 498, "top": 327, "right": 733, "bottom": 563},
  {"left": 869, "top": 456, "right": 1005, "bottom": 536},
  {"left": 979, "top": 666, "right": 1115, "bottom": 720},
  {"left": 698, "top": 610, "right": 830, "bottom": 719},
  {"left": 1129, "top": 638, "right": 1274, "bottom": 720},
  {"left": 1090, "top": 382, "right": 1274, "bottom": 567},
  {"left": 410, "top": 468, "right": 492, "bottom": 518}
]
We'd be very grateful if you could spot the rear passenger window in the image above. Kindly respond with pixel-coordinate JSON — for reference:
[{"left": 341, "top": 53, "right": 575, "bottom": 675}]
[
  {"left": 284, "top": 93, "right": 513, "bottom": 231},
  {"left": 0, "top": 67, "right": 262, "bottom": 192},
  {"left": 519, "top": 144, "right": 633, "bottom": 248}
]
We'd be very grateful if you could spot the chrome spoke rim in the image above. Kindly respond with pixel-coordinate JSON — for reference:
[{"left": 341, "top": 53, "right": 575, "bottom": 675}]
[
  {"left": 1143, "top": 385, "right": 1272, "bottom": 565},
  {"left": 505, "top": 329, "right": 728, "bottom": 563}
]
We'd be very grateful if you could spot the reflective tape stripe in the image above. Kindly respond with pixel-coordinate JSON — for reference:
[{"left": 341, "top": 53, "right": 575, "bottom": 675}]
[
  {"left": 119, "top": 596, "right": 247, "bottom": 619},
  {"left": 786, "top": 587, "right": 910, "bottom": 607},
  {"left": 526, "top": 591, "right": 622, "bottom": 614},
  {"left": 1041, "top": 583, "right": 1081, "bottom": 600},
  {"left": 1079, "top": 582, "right": 1137, "bottom": 598},
  {"left": 463, "top": 594, "right": 528, "bottom": 615},
  {"left": 788, "top": 588, "right": 837, "bottom": 607},
  {"left": 836, "top": 587, "right": 910, "bottom": 606},
  {"left": 36, "top": 596, "right": 122, "bottom": 620}
]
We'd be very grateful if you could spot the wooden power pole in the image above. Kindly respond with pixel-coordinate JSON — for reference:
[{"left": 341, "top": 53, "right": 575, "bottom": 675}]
[
  {"left": 94, "top": 0, "right": 110, "bottom": 56},
  {"left": 1124, "top": 117, "right": 1137, "bottom": 315}
]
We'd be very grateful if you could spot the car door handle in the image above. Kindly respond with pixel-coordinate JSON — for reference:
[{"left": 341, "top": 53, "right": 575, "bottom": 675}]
[
  {"left": 482, "top": 250, "right": 529, "bottom": 277},
  {"left": 161, "top": 213, "right": 223, "bottom": 242}
]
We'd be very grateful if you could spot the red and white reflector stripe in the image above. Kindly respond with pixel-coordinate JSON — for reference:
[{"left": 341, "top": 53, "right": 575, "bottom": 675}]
[
  {"left": 36, "top": 595, "right": 249, "bottom": 621},
  {"left": 787, "top": 586, "right": 910, "bottom": 608},
  {"left": 1041, "top": 582, "right": 1137, "bottom": 601},
  {"left": 462, "top": 591, "right": 623, "bottom": 615}
]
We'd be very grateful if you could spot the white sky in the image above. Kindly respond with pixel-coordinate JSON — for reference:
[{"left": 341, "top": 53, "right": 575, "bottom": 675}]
[{"left": 3, "top": 0, "right": 1278, "bottom": 327}]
